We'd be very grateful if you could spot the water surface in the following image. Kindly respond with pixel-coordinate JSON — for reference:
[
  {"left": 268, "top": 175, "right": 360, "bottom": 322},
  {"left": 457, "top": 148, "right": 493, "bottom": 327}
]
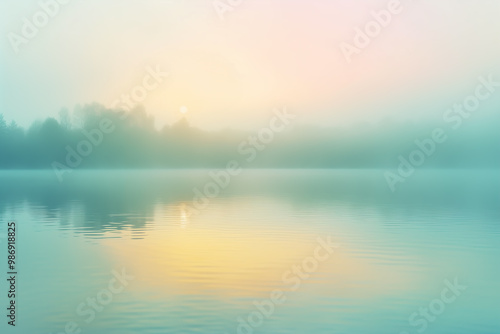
[{"left": 0, "top": 169, "right": 498, "bottom": 334}]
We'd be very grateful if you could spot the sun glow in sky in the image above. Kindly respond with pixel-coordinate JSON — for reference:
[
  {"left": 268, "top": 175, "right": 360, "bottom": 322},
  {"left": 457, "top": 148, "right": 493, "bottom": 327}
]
[{"left": 1, "top": 0, "right": 499, "bottom": 129}]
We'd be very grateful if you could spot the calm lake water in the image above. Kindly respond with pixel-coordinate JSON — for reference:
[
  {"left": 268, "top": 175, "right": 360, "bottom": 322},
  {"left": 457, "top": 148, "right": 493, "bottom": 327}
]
[{"left": 0, "top": 169, "right": 499, "bottom": 334}]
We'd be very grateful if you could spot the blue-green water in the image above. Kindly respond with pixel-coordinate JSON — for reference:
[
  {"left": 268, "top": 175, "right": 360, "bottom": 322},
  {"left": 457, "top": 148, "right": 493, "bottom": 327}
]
[{"left": 0, "top": 169, "right": 499, "bottom": 334}]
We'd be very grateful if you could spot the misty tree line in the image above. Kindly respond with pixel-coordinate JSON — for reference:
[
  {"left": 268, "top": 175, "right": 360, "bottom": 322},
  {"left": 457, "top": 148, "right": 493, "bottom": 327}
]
[
  {"left": 0, "top": 103, "right": 498, "bottom": 169},
  {"left": 0, "top": 104, "right": 245, "bottom": 169}
]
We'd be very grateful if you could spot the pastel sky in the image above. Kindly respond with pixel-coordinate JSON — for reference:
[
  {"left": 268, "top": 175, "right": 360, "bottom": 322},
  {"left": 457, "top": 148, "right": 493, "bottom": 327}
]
[{"left": 1, "top": 0, "right": 499, "bottom": 129}]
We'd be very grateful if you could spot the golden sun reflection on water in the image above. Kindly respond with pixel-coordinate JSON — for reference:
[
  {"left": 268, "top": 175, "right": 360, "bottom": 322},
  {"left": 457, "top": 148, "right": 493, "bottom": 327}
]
[{"left": 104, "top": 202, "right": 421, "bottom": 302}]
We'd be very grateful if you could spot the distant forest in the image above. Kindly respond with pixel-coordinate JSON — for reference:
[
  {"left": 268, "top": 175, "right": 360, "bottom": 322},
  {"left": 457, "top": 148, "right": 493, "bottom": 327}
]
[{"left": 0, "top": 103, "right": 499, "bottom": 170}]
